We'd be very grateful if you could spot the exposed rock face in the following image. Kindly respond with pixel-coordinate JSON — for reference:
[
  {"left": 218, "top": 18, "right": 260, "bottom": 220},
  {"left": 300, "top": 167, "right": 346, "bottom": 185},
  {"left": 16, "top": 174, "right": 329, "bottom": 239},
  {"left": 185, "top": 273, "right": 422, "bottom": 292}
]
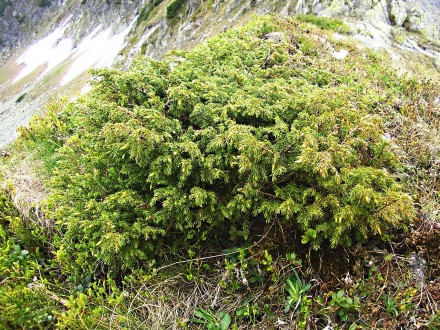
[
  {"left": 1, "top": 0, "right": 59, "bottom": 63},
  {"left": 0, "top": 0, "right": 144, "bottom": 64},
  {"left": 404, "top": 7, "right": 423, "bottom": 32},
  {"left": 132, "top": 0, "right": 440, "bottom": 64},
  {"left": 1, "top": 0, "right": 439, "bottom": 66},
  {"left": 397, "top": 2, "right": 440, "bottom": 49}
]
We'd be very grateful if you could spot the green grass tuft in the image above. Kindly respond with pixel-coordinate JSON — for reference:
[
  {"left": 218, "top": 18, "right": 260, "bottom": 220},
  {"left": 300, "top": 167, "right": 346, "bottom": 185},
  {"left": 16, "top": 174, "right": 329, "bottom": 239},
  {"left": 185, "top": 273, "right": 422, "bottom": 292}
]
[{"left": 296, "top": 14, "right": 350, "bottom": 33}]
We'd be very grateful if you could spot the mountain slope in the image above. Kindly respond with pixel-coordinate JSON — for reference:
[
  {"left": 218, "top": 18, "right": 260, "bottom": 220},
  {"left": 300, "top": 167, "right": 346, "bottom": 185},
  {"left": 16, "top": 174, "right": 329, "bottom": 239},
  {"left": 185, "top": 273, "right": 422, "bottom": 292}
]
[
  {"left": 0, "top": 15, "right": 439, "bottom": 329},
  {"left": 1, "top": 0, "right": 440, "bottom": 147}
]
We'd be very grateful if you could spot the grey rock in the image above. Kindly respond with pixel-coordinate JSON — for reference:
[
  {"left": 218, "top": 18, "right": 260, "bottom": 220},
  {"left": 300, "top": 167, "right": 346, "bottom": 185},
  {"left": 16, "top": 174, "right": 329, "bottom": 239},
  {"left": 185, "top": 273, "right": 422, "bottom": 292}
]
[
  {"left": 389, "top": 0, "right": 408, "bottom": 26},
  {"left": 409, "top": 252, "right": 427, "bottom": 288},
  {"left": 264, "top": 32, "right": 286, "bottom": 43},
  {"left": 404, "top": 8, "right": 423, "bottom": 32}
]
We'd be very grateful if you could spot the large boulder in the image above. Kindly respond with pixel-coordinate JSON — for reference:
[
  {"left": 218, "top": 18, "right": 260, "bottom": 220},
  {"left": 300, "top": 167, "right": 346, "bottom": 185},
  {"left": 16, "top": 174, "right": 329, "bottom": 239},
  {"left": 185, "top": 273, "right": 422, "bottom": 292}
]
[
  {"left": 404, "top": 7, "right": 423, "bottom": 32},
  {"left": 389, "top": 0, "right": 408, "bottom": 26}
]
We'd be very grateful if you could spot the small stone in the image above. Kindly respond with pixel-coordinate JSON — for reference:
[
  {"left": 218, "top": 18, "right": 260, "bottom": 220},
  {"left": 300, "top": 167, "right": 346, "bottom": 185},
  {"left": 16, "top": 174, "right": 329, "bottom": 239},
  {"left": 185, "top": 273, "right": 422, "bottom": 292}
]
[
  {"left": 264, "top": 32, "right": 285, "bottom": 43},
  {"left": 333, "top": 32, "right": 344, "bottom": 40},
  {"left": 382, "top": 132, "right": 392, "bottom": 141},
  {"left": 409, "top": 252, "right": 427, "bottom": 288},
  {"left": 332, "top": 48, "right": 348, "bottom": 59}
]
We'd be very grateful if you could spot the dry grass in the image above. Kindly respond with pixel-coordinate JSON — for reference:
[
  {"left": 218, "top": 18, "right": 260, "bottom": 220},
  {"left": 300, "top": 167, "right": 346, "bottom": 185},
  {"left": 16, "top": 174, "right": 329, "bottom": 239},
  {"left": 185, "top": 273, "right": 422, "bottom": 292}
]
[
  {"left": 124, "top": 274, "right": 231, "bottom": 329},
  {"left": 382, "top": 77, "right": 440, "bottom": 234},
  {"left": 82, "top": 268, "right": 250, "bottom": 329},
  {"left": 1, "top": 155, "right": 51, "bottom": 230}
]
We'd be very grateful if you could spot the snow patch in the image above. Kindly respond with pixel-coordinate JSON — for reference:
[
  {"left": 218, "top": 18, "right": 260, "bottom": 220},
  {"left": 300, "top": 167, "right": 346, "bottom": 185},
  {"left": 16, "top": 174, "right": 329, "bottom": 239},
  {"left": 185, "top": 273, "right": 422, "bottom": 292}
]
[
  {"left": 14, "top": 16, "right": 73, "bottom": 83},
  {"left": 13, "top": 16, "right": 136, "bottom": 87},
  {"left": 60, "top": 18, "right": 136, "bottom": 86}
]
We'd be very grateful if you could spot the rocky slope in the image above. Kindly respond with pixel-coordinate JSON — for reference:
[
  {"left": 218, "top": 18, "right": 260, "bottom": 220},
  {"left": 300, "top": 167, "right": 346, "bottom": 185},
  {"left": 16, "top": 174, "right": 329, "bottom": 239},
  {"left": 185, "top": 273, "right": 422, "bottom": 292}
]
[{"left": 0, "top": 0, "right": 439, "bottom": 147}]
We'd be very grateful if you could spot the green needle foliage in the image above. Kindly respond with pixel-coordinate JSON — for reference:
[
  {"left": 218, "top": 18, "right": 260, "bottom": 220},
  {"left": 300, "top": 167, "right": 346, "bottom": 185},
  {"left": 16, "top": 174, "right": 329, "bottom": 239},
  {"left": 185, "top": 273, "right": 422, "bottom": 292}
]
[{"left": 18, "top": 16, "right": 416, "bottom": 276}]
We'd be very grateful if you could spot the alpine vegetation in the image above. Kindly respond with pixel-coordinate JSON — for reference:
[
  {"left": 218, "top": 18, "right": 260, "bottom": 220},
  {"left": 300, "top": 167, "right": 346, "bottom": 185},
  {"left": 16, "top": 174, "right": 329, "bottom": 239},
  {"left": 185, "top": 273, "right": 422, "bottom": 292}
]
[
  {"left": 1, "top": 16, "right": 438, "bottom": 329},
  {"left": 19, "top": 16, "right": 416, "bottom": 273}
]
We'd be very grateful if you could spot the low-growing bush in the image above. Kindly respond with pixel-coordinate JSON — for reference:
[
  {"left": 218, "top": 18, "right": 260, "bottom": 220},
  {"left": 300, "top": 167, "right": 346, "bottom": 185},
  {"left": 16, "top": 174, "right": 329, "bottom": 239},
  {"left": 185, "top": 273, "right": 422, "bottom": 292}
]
[
  {"left": 36, "top": 0, "right": 52, "bottom": 7},
  {"left": 166, "top": 0, "right": 187, "bottom": 19},
  {"left": 0, "top": 0, "right": 10, "bottom": 15},
  {"left": 15, "top": 93, "right": 27, "bottom": 103},
  {"left": 17, "top": 16, "right": 420, "bottom": 276},
  {"left": 136, "top": 0, "right": 163, "bottom": 26}
]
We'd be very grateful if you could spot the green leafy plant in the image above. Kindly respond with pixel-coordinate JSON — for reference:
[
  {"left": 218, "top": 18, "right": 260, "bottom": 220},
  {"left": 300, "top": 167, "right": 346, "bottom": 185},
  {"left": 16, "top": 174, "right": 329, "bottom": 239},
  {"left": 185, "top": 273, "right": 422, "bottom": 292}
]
[
  {"left": 236, "top": 302, "right": 262, "bottom": 324},
  {"left": 385, "top": 296, "right": 399, "bottom": 317},
  {"left": 284, "top": 271, "right": 311, "bottom": 313},
  {"left": 192, "top": 308, "right": 231, "bottom": 330},
  {"left": 287, "top": 252, "right": 303, "bottom": 266},
  {"left": 56, "top": 279, "right": 128, "bottom": 329},
  {"left": 329, "top": 289, "right": 359, "bottom": 322}
]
